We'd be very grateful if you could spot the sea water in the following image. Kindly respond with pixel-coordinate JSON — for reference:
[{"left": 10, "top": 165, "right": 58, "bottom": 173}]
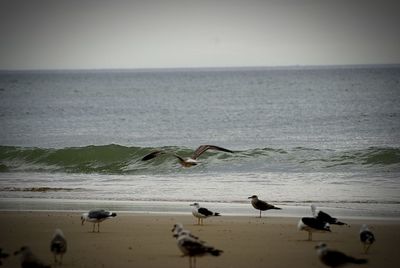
[{"left": 0, "top": 66, "right": 399, "bottom": 217}]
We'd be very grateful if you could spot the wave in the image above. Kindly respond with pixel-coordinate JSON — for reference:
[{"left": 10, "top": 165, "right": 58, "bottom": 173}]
[
  {"left": 0, "top": 187, "right": 84, "bottom": 192},
  {"left": 0, "top": 144, "right": 399, "bottom": 174}
]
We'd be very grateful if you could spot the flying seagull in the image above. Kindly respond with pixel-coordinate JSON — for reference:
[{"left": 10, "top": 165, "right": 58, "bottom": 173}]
[
  {"left": 190, "top": 203, "right": 220, "bottom": 225},
  {"left": 311, "top": 204, "right": 348, "bottom": 226},
  {"left": 50, "top": 228, "right": 67, "bottom": 264},
  {"left": 248, "top": 195, "right": 282, "bottom": 218},
  {"left": 298, "top": 217, "right": 331, "bottom": 241},
  {"left": 0, "top": 248, "right": 9, "bottom": 266},
  {"left": 141, "top": 145, "right": 234, "bottom": 167},
  {"left": 176, "top": 231, "right": 223, "bottom": 268},
  {"left": 14, "top": 246, "right": 51, "bottom": 268},
  {"left": 360, "top": 224, "right": 375, "bottom": 254},
  {"left": 81, "top": 209, "right": 117, "bottom": 232},
  {"left": 315, "top": 242, "right": 367, "bottom": 267}
]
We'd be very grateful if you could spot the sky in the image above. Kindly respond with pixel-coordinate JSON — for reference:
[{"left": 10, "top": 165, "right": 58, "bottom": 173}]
[{"left": 0, "top": 0, "right": 399, "bottom": 70}]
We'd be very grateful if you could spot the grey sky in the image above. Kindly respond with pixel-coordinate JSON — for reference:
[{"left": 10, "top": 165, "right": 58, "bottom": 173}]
[{"left": 1, "top": 0, "right": 399, "bottom": 70}]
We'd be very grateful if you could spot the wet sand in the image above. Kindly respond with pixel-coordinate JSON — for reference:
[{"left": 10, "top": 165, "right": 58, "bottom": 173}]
[{"left": 0, "top": 211, "right": 399, "bottom": 267}]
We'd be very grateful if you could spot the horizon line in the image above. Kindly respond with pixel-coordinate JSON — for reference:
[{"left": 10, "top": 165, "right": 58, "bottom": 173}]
[{"left": 1, "top": 63, "right": 399, "bottom": 72}]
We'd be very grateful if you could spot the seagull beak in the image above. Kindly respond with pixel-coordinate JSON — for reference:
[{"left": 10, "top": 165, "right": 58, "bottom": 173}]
[
  {"left": 81, "top": 219, "right": 85, "bottom": 225},
  {"left": 248, "top": 196, "right": 252, "bottom": 199}
]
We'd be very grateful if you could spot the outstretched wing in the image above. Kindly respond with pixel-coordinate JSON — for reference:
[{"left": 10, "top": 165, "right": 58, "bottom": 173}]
[
  {"left": 141, "top": 151, "right": 165, "bottom": 161},
  {"left": 191, "top": 145, "right": 233, "bottom": 159},
  {"left": 317, "top": 210, "right": 335, "bottom": 222},
  {"left": 316, "top": 210, "right": 347, "bottom": 225},
  {"left": 142, "top": 150, "right": 186, "bottom": 163}
]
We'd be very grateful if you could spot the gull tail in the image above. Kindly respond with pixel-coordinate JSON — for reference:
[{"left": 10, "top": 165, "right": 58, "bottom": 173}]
[
  {"left": 214, "top": 212, "right": 221, "bottom": 216},
  {"left": 273, "top": 207, "right": 282, "bottom": 210},
  {"left": 110, "top": 213, "right": 117, "bottom": 217},
  {"left": 349, "top": 257, "right": 368, "bottom": 265},
  {"left": 208, "top": 248, "right": 223, "bottom": 256}
]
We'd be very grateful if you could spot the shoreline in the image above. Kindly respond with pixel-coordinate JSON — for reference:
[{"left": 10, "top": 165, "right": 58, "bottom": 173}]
[
  {"left": 1, "top": 197, "right": 399, "bottom": 220},
  {"left": 1, "top": 211, "right": 399, "bottom": 268}
]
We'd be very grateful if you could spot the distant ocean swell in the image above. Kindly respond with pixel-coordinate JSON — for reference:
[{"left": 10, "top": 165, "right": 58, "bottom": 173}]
[{"left": 0, "top": 145, "right": 399, "bottom": 174}]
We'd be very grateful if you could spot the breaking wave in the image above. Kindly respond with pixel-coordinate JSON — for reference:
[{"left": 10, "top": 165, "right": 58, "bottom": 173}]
[{"left": 0, "top": 144, "right": 399, "bottom": 174}]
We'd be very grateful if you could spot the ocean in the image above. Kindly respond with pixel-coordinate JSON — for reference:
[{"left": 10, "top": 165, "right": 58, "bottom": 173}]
[{"left": 0, "top": 66, "right": 399, "bottom": 218}]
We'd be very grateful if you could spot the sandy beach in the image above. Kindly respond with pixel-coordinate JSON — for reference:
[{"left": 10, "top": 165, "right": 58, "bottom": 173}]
[{"left": 0, "top": 211, "right": 399, "bottom": 268}]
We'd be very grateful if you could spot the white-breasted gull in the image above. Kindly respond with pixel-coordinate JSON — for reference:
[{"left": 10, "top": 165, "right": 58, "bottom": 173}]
[
  {"left": 81, "top": 209, "right": 117, "bottom": 232},
  {"left": 190, "top": 203, "right": 220, "bottom": 225},
  {"left": 248, "top": 195, "right": 282, "bottom": 218},
  {"left": 315, "top": 242, "right": 367, "bottom": 267},
  {"left": 360, "top": 224, "right": 375, "bottom": 254},
  {"left": 298, "top": 217, "right": 331, "bottom": 241},
  {"left": 50, "top": 228, "right": 67, "bottom": 264},
  {"left": 141, "top": 145, "right": 233, "bottom": 167}
]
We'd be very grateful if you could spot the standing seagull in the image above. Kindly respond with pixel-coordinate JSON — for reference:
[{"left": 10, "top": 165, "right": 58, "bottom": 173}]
[
  {"left": 315, "top": 243, "right": 367, "bottom": 267},
  {"left": 311, "top": 204, "right": 348, "bottom": 226},
  {"left": 298, "top": 217, "right": 331, "bottom": 241},
  {"left": 248, "top": 195, "right": 282, "bottom": 218},
  {"left": 176, "top": 232, "right": 223, "bottom": 268},
  {"left": 50, "top": 228, "right": 67, "bottom": 264},
  {"left": 81, "top": 209, "right": 117, "bottom": 232},
  {"left": 360, "top": 224, "right": 375, "bottom": 254},
  {"left": 14, "top": 246, "right": 51, "bottom": 268},
  {"left": 141, "top": 145, "right": 234, "bottom": 167},
  {"left": 190, "top": 203, "right": 220, "bottom": 225}
]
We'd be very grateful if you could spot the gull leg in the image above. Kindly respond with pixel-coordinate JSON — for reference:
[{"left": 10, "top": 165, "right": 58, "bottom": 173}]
[
  {"left": 365, "top": 244, "right": 371, "bottom": 254},
  {"left": 92, "top": 223, "right": 95, "bottom": 232},
  {"left": 259, "top": 210, "right": 262, "bottom": 218},
  {"left": 308, "top": 232, "right": 312, "bottom": 241},
  {"left": 97, "top": 223, "right": 100, "bottom": 232},
  {"left": 60, "top": 254, "right": 63, "bottom": 265}
]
